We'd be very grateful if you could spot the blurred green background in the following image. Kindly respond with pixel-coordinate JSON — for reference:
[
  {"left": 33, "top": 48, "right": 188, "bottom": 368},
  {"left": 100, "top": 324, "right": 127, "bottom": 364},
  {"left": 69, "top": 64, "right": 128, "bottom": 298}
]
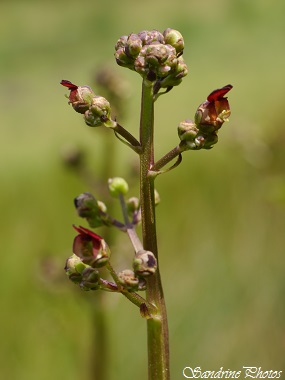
[{"left": 1, "top": 0, "right": 285, "bottom": 379}]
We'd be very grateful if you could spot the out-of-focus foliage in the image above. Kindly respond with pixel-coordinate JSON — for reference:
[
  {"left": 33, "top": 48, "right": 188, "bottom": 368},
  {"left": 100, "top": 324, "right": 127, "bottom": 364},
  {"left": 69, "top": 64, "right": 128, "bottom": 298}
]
[{"left": 1, "top": 0, "right": 285, "bottom": 379}]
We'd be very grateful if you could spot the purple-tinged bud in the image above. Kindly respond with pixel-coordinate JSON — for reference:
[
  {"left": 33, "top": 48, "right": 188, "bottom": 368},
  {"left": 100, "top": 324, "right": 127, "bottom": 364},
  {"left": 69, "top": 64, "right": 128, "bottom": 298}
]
[
  {"left": 115, "top": 35, "right": 128, "bottom": 50},
  {"left": 114, "top": 47, "right": 135, "bottom": 70},
  {"left": 108, "top": 177, "right": 129, "bottom": 197},
  {"left": 61, "top": 80, "right": 95, "bottom": 114},
  {"left": 163, "top": 28, "right": 184, "bottom": 54},
  {"left": 80, "top": 267, "right": 100, "bottom": 290},
  {"left": 118, "top": 269, "right": 139, "bottom": 291},
  {"left": 73, "top": 225, "right": 110, "bottom": 268},
  {"left": 126, "top": 33, "right": 142, "bottom": 57},
  {"left": 159, "top": 57, "right": 188, "bottom": 88},
  {"left": 138, "top": 30, "right": 164, "bottom": 45},
  {"left": 74, "top": 192, "right": 106, "bottom": 228},
  {"left": 133, "top": 250, "right": 157, "bottom": 277},
  {"left": 195, "top": 84, "right": 232, "bottom": 133}
]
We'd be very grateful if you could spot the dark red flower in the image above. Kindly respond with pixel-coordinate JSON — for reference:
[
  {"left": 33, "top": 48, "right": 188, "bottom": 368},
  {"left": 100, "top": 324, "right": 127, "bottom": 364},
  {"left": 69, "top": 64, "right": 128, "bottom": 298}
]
[
  {"left": 195, "top": 84, "right": 233, "bottom": 132},
  {"left": 72, "top": 225, "right": 110, "bottom": 267},
  {"left": 60, "top": 80, "right": 95, "bottom": 114},
  {"left": 61, "top": 80, "right": 79, "bottom": 103}
]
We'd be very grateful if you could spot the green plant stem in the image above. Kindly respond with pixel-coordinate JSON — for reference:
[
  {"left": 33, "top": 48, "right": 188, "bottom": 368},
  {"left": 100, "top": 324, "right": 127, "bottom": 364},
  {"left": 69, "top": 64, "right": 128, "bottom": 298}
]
[
  {"left": 139, "top": 79, "right": 170, "bottom": 380},
  {"left": 152, "top": 141, "right": 187, "bottom": 172}
]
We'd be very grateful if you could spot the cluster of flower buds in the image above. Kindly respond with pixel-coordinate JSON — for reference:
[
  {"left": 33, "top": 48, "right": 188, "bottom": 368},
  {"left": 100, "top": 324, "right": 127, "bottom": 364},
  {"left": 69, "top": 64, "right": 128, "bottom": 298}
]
[
  {"left": 114, "top": 29, "right": 188, "bottom": 91},
  {"left": 65, "top": 254, "right": 100, "bottom": 290},
  {"left": 178, "top": 84, "right": 232, "bottom": 149},
  {"left": 60, "top": 80, "right": 114, "bottom": 128},
  {"left": 74, "top": 192, "right": 108, "bottom": 228},
  {"left": 117, "top": 250, "right": 157, "bottom": 292}
]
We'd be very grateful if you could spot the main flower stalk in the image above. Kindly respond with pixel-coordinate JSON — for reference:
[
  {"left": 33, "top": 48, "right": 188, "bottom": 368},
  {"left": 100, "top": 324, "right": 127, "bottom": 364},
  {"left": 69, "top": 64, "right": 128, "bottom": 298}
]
[{"left": 139, "top": 79, "right": 170, "bottom": 380}]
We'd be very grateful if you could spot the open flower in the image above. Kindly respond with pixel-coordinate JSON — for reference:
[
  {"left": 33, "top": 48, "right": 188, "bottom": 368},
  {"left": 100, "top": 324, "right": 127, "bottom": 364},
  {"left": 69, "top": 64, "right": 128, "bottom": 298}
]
[
  {"left": 72, "top": 225, "right": 110, "bottom": 268},
  {"left": 195, "top": 84, "right": 232, "bottom": 133},
  {"left": 60, "top": 80, "right": 95, "bottom": 114}
]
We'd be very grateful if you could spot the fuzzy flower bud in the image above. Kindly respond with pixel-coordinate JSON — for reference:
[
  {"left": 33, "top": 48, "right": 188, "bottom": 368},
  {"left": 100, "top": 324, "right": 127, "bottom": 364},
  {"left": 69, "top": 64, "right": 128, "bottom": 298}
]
[
  {"left": 133, "top": 250, "right": 157, "bottom": 277},
  {"left": 118, "top": 269, "right": 139, "bottom": 291},
  {"left": 61, "top": 80, "right": 95, "bottom": 114},
  {"left": 74, "top": 193, "right": 107, "bottom": 228},
  {"left": 108, "top": 177, "right": 129, "bottom": 197},
  {"left": 73, "top": 225, "right": 110, "bottom": 268}
]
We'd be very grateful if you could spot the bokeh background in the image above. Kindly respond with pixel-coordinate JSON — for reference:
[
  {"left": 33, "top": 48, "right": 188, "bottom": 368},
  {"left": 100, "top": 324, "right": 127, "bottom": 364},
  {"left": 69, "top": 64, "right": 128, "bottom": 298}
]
[{"left": 1, "top": 0, "right": 285, "bottom": 379}]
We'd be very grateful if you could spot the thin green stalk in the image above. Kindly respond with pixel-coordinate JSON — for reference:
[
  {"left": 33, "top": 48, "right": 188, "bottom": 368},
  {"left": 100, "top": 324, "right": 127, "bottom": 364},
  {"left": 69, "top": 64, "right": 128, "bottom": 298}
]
[{"left": 139, "top": 79, "right": 170, "bottom": 380}]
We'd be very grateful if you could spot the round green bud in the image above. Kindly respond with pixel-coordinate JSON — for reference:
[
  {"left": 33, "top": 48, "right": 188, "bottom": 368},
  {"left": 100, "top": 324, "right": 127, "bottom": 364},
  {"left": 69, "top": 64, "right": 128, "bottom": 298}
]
[
  {"left": 108, "top": 177, "right": 129, "bottom": 197},
  {"left": 163, "top": 28, "right": 184, "bottom": 54},
  {"left": 178, "top": 119, "right": 198, "bottom": 142},
  {"left": 90, "top": 96, "right": 111, "bottom": 119}
]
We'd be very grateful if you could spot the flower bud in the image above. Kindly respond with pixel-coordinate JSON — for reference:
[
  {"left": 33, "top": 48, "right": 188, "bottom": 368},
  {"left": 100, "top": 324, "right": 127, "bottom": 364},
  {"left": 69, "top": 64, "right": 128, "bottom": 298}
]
[
  {"left": 159, "top": 57, "right": 188, "bottom": 88},
  {"left": 108, "top": 177, "right": 129, "bottom": 197},
  {"left": 64, "top": 254, "right": 89, "bottom": 284},
  {"left": 133, "top": 250, "right": 157, "bottom": 277},
  {"left": 114, "top": 47, "right": 135, "bottom": 70},
  {"left": 195, "top": 84, "right": 232, "bottom": 133},
  {"left": 137, "top": 30, "right": 164, "bottom": 45},
  {"left": 73, "top": 225, "right": 110, "bottom": 268},
  {"left": 118, "top": 269, "right": 139, "bottom": 291},
  {"left": 80, "top": 267, "right": 100, "bottom": 290},
  {"left": 115, "top": 35, "right": 128, "bottom": 50},
  {"left": 163, "top": 28, "right": 184, "bottom": 54},
  {"left": 74, "top": 193, "right": 106, "bottom": 228},
  {"left": 84, "top": 96, "right": 112, "bottom": 127},
  {"left": 178, "top": 119, "right": 199, "bottom": 142},
  {"left": 61, "top": 80, "right": 95, "bottom": 114},
  {"left": 126, "top": 197, "right": 140, "bottom": 215},
  {"left": 126, "top": 33, "right": 142, "bottom": 57}
]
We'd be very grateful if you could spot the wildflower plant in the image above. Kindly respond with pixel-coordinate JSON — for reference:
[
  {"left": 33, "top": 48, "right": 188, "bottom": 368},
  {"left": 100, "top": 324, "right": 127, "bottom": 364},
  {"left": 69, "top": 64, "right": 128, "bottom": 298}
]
[{"left": 61, "top": 28, "right": 232, "bottom": 380}]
